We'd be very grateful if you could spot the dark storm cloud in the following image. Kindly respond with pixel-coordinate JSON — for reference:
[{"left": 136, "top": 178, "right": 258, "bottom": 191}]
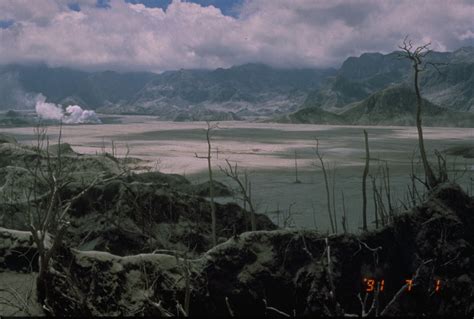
[{"left": 289, "top": 1, "right": 377, "bottom": 27}]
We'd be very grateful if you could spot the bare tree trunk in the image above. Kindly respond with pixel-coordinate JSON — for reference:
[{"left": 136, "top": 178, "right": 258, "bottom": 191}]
[
  {"left": 248, "top": 181, "right": 256, "bottom": 231},
  {"left": 362, "top": 130, "right": 370, "bottom": 231},
  {"left": 341, "top": 191, "right": 347, "bottom": 234},
  {"left": 383, "top": 162, "right": 393, "bottom": 217},
  {"left": 220, "top": 160, "right": 256, "bottom": 231},
  {"left": 414, "top": 67, "right": 437, "bottom": 188},
  {"left": 398, "top": 37, "right": 440, "bottom": 189},
  {"left": 183, "top": 254, "right": 191, "bottom": 316},
  {"left": 195, "top": 122, "right": 219, "bottom": 246},
  {"left": 24, "top": 125, "right": 119, "bottom": 309},
  {"left": 371, "top": 176, "right": 379, "bottom": 229},
  {"left": 332, "top": 164, "right": 337, "bottom": 234},
  {"left": 206, "top": 127, "right": 217, "bottom": 247},
  {"left": 322, "top": 162, "right": 334, "bottom": 234},
  {"left": 294, "top": 150, "right": 301, "bottom": 183},
  {"left": 315, "top": 140, "right": 335, "bottom": 233}
]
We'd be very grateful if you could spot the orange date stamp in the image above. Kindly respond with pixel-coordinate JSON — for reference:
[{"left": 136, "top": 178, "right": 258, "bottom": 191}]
[{"left": 362, "top": 278, "right": 442, "bottom": 293}]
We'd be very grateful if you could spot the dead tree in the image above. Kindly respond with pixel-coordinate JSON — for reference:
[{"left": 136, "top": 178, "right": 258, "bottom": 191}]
[
  {"left": 294, "top": 150, "right": 301, "bottom": 184},
  {"left": 332, "top": 163, "right": 338, "bottom": 234},
  {"left": 398, "top": 36, "right": 445, "bottom": 189},
  {"left": 341, "top": 191, "right": 347, "bottom": 234},
  {"left": 382, "top": 161, "right": 393, "bottom": 217},
  {"left": 314, "top": 139, "right": 335, "bottom": 233},
  {"left": 25, "top": 124, "right": 118, "bottom": 306},
  {"left": 195, "top": 121, "right": 219, "bottom": 246},
  {"left": 362, "top": 130, "right": 370, "bottom": 231},
  {"left": 25, "top": 125, "right": 70, "bottom": 305},
  {"left": 220, "top": 159, "right": 256, "bottom": 231}
]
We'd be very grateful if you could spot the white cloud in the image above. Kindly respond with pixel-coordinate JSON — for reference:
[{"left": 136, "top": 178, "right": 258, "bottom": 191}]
[{"left": 0, "top": 0, "right": 472, "bottom": 72}]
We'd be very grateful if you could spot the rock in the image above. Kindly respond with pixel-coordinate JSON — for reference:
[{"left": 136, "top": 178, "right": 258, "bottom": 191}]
[
  {"left": 0, "top": 227, "right": 38, "bottom": 272},
  {"left": 43, "top": 182, "right": 474, "bottom": 316}
]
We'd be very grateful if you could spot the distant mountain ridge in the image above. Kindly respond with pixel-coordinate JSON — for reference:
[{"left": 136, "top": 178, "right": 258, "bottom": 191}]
[
  {"left": 302, "top": 47, "right": 474, "bottom": 113},
  {"left": 0, "top": 63, "right": 335, "bottom": 120},
  {"left": 283, "top": 86, "right": 474, "bottom": 127},
  {"left": 0, "top": 46, "right": 472, "bottom": 124}
]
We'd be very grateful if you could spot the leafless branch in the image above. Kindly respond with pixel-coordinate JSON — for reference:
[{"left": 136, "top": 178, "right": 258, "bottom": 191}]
[
  {"left": 225, "top": 297, "right": 235, "bottom": 317},
  {"left": 263, "top": 299, "right": 290, "bottom": 317}
]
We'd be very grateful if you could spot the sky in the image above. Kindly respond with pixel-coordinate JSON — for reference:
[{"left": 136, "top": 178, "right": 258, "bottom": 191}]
[{"left": 0, "top": 0, "right": 473, "bottom": 73}]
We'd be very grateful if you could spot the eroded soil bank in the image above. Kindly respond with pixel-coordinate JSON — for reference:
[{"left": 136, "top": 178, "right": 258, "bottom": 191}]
[{"left": 29, "top": 183, "right": 474, "bottom": 316}]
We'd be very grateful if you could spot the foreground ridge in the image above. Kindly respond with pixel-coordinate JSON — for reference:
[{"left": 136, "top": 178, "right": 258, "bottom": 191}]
[{"left": 3, "top": 183, "right": 472, "bottom": 316}]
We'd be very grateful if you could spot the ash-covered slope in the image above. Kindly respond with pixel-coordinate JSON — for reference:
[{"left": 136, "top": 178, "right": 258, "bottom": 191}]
[
  {"left": 421, "top": 48, "right": 474, "bottom": 112},
  {"left": 17, "top": 182, "right": 470, "bottom": 317},
  {"left": 276, "top": 105, "right": 346, "bottom": 125},
  {"left": 341, "top": 86, "right": 474, "bottom": 126},
  {"left": 0, "top": 63, "right": 334, "bottom": 119},
  {"left": 121, "top": 64, "right": 334, "bottom": 117},
  {"left": 280, "top": 86, "right": 474, "bottom": 126},
  {"left": 303, "top": 47, "right": 474, "bottom": 113}
]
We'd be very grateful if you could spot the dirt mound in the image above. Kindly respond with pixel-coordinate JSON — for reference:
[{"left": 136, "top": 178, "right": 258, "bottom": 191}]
[
  {"left": 2, "top": 177, "right": 274, "bottom": 257},
  {"left": 0, "top": 140, "right": 263, "bottom": 257},
  {"left": 62, "top": 177, "right": 274, "bottom": 256},
  {"left": 0, "top": 142, "right": 122, "bottom": 204},
  {"left": 47, "top": 143, "right": 77, "bottom": 156},
  {"left": 0, "top": 133, "right": 17, "bottom": 144},
  {"left": 40, "top": 182, "right": 474, "bottom": 316},
  {"left": 130, "top": 171, "right": 190, "bottom": 187},
  {"left": 128, "top": 172, "right": 233, "bottom": 197},
  {"left": 186, "top": 180, "right": 233, "bottom": 197},
  {"left": 0, "top": 227, "right": 39, "bottom": 272}
]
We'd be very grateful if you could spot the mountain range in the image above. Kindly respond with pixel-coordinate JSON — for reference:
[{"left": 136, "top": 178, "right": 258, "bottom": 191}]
[
  {"left": 0, "top": 46, "right": 473, "bottom": 125},
  {"left": 279, "top": 86, "right": 474, "bottom": 127},
  {"left": 301, "top": 47, "right": 474, "bottom": 113}
]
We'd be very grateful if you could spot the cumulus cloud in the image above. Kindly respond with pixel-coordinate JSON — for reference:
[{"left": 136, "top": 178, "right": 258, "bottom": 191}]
[
  {"left": 0, "top": 0, "right": 472, "bottom": 71},
  {"left": 35, "top": 95, "right": 101, "bottom": 124}
]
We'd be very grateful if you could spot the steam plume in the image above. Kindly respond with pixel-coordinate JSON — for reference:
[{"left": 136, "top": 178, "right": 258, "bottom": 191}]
[{"left": 35, "top": 95, "right": 101, "bottom": 124}]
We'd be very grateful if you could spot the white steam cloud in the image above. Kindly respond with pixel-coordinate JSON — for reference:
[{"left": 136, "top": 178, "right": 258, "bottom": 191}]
[{"left": 35, "top": 95, "right": 101, "bottom": 124}]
